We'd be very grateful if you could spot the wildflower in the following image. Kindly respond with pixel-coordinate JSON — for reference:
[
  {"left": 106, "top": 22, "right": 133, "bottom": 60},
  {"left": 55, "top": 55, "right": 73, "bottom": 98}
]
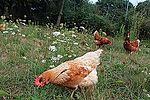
[
  {"left": 19, "top": 33, "right": 22, "bottom": 35},
  {"left": 52, "top": 31, "right": 61, "bottom": 36},
  {"left": 68, "top": 55, "right": 72, "bottom": 58},
  {"left": 60, "top": 23, "right": 64, "bottom": 29},
  {"left": 51, "top": 55, "right": 63, "bottom": 62},
  {"left": 9, "top": 20, "right": 13, "bottom": 23},
  {"left": 73, "top": 54, "right": 76, "bottom": 57},
  {"left": 44, "top": 35, "right": 46, "bottom": 37},
  {"left": 22, "top": 20, "right": 26, "bottom": 22},
  {"left": 73, "top": 42, "right": 78, "bottom": 45},
  {"left": 69, "top": 31, "right": 75, "bottom": 34},
  {"left": 60, "top": 23, "right": 63, "bottom": 27},
  {"left": 12, "top": 32, "right": 15, "bottom": 35},
  {"left": 31, "top": 7, "right": 36, "bottom": 10},
  {"left": 1, "top": 16, "right": 6, "bottom": 19},
  {"left": 20, "top": 22, "right": 26, "bottom": 26},
  {"left": 143, "top": 89, "right": 147, "bottom": 92},
  {"left": 79, "top": 26, "right": 85, "bottom": 30},
  {"left": 52, "top": 41, "right": 57, "bottom": 44},
  {"left": 3, "top": 31, "right": 9, "bottom": 34},
  {"left": 67, "top": 38, "right": 71, "bottom": 41},
  {"left": 57, "top": 55, "right": 63, "bottom": 59},
  {"left": 61, "top": 33, "right": 65, "bottom": 36},
  {"left": 17, "top": 30, "right": 20, "bottom": 32},
  {"left": 72, "top": 34, "right": 76, "bottom": 37},
  {"left": 57, "top": 39, "right": 66, "bottom": 43},
  {"left": 13, "top": 24, "right": 18, "bottom": 28},
  {"left": 48, "top": 45, "right": 57, "bottom": 52},
  {"left": 7, "top": 28, "right": 13, "bottom": 31},
  {"left": 51, "top": 56, "right": 58, "bottom": 61},
  {"left": 85, "top": 43, "right": 89, "bottom": 46},
  {"left": 46, "top": 16, "right": 49, "bottom": 19},
  {"left": 24, "top": 15, "right": 27, "bottom": 18},
  {"left": 49, "top": 65, "right": 55, "bottom": 68},
  {"left": 42, "top": 59, "right": 46, "bottom": 63},
  {"left": 147, "top": 94, "right": 150, "bottom": 98},
  {"left": 22, "top": 56, "right": 27, "bottom": 60},
  {"left": 22, "top": 34, "right": 26, "bottom": 37}
]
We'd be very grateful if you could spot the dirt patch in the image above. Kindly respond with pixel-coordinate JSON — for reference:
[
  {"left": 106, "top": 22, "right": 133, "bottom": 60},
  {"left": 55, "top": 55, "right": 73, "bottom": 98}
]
[
  {"left": 19, "top": 37, "right": 28, "bottom": 44},
  {"left": 1, "top": 50, "right": 9, "bottom": 62},
  {"left": 32, "top": 38, "right": 44, "bottom": 47}
]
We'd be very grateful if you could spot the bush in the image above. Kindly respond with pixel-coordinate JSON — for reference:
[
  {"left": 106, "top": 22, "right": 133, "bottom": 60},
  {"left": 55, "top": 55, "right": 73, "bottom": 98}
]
[
  {"left": 139, "top": 18, "right": 150, "bottom": 39},
  {"left": 86, "top": 14, "right": 115, "bottom": 34}
]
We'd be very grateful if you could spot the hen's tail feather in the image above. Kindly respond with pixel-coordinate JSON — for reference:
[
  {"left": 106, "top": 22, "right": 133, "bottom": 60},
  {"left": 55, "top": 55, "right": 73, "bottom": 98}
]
[{"left": 94, "top": 49, "right": 103, "bottom": 56}]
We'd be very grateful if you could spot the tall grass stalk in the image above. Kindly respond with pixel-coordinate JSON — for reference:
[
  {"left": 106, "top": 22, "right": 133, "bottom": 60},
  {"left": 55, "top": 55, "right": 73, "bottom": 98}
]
[{"left": 130, "top": 12, "right": 145, "bottom": 39}]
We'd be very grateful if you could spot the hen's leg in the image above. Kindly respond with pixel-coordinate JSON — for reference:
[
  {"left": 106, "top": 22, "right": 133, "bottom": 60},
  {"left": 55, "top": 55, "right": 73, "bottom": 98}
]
[{"left": 70, "top": 86, "right": 78, "bottom": 100}]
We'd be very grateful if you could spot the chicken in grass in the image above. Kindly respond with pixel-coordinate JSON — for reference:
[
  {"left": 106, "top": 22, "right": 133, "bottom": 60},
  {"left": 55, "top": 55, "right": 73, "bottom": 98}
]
[
  {"left": 0, "top": 24, "right": 6, "bottom": 31},
  {"left": 123, "top": 32, "right": 140, "bottom": 53},
  {"left": 34, "top": 49, "right": 103, "bottom": 88},
  {"left": 93, "top": 30, "right": 112, "bottom": 47}
]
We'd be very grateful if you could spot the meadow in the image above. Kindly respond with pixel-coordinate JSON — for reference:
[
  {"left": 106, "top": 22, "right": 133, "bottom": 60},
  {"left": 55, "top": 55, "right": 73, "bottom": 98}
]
[{"left": 0, "top": 22, "right": 150, "bottom": 100}]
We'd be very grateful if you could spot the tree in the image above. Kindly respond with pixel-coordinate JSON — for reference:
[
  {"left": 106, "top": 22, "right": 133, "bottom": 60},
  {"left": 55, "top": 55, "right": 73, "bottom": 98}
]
[
  {"left": 56, "top": 0, "right": 65, "bottom": 26},
  {"left": 136, "top": 0, "right": 150, "bottom": 18},
  {"left": 136, "top": 0, "right": 150, "bottom": 39},
  {"left": 96, "top": 0, "right": 134, "bottom": 31}
]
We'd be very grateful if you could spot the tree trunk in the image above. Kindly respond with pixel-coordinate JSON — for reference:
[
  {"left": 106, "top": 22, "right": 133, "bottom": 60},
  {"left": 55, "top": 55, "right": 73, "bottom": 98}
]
[{"left": 56, "top": 0, "right": 64, "bottom": 26}]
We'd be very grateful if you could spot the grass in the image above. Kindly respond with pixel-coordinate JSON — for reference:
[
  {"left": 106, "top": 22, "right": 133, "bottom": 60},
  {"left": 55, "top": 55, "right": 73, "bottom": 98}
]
[{"left": 0, "top": 22, "right": 150, "bottom": 100}]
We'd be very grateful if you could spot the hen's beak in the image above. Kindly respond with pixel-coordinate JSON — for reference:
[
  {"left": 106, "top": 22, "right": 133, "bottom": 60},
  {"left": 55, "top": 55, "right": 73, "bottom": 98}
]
[{"left": 34, "top": 76, "right": 45, "bottom": 87}]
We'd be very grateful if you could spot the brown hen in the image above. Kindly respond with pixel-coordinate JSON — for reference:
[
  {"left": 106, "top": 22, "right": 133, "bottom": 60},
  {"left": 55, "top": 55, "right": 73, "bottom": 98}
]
[
  {"left": 123, "top": 32, "right": 140, "bottom": 53},
  {"left": 93, "top": 30, "right": 112, "bottom": 47},
  {"left": 34, "top": 49, "right": 103, "bottom": 88}
]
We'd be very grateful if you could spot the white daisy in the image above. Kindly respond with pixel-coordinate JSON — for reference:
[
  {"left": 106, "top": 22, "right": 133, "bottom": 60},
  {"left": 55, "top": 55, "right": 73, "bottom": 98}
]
[
  {"left": 49, "top": 65, "right": 55, "bottom": 68},
  {"left": 72, "top": 34, "right": 76, "bottom": 37},
  {"left": 42, "top": 59, "right": 46, "bottom": 63},
  {"left": 22, "top": 56, "right": 27, "bottom": 60},
  {"left": 74, "top": 42, "right": 78, "bottom": 45},
  {"left": 3, "top": 31, "right": 9, "bottom": 34},
  {"left": 52, "top": 31, "right": 61, "bottom": 36},
  {"left": 57, "top": 55, "right": 63, "bottom": 59},
  {"left": 147, "top": 94, "right": 150, "bottom": 98},
  {"left": 12, "top": 32, "right": 16, "bottom": 35},
  {"left": 22, "top": 34, "right": 26, "bottom": 37},
  {"left": 48, "top": 45, "right": 57, "bottom": 52}
]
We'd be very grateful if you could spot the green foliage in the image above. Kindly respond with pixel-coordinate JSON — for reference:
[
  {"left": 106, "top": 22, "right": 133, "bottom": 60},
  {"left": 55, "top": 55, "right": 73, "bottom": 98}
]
[
  {"left": 136, "top": 0, "right": 150, "bottom": 18},
  {"left": 86, "top": 14, "right": 115, "bottom": 32},
  {"left": 129, "top": 12, "right": 145, "bottom": 39},
  {"left": 0, "top": 0, "right": 149, "bottom": 38},
  {"left": 96, "top": 0, "right": 134, "bottom": 31},
  {"left": 63, "top": 0, "right": 96, "bottom": 28},
  {"left": 139, "top": 18, "right": 150, "bottom": 39},
  {"left": 0, "top": 90, "right": 9, "bottom": 97},
  {"left": 117, "top": 24, "right": 125, "bottom": 36}
]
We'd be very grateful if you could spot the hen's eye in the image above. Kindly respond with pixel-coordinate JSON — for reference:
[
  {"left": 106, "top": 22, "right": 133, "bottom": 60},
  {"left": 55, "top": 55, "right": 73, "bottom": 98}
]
[{"left": 39, "top": 77, "right": 43, "bottom": 83}]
